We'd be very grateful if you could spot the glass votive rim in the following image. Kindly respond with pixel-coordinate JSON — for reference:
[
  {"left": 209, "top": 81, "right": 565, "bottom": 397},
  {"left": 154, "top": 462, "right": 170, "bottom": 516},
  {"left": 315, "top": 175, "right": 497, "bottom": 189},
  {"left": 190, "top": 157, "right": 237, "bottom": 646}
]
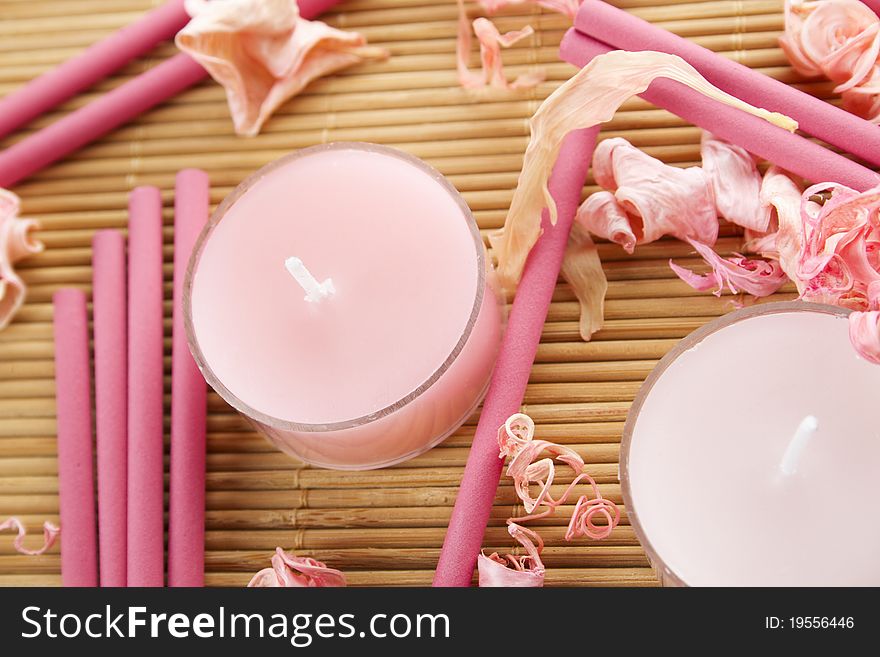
[
  {"left": 183, "top": 141, "right": 490, "bottom": 435},
  {"left": 619, "top": 300, "right": 852, "bottom": 587}
]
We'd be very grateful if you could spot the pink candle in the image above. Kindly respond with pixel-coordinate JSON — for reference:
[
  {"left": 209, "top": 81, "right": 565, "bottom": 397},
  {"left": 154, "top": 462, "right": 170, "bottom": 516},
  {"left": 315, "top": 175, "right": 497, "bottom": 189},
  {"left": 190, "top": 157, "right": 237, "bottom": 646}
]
[
  {"left": 92, "top": 230, "right": 128, "bottom": 587},
  {"left": 0, "top": 0, "right": 189, "bottom": 140},
  {"left": 168, "top": 169, "right": 209, "bottom": 587},
  {"left": 127, "top": 187, "right": 165, "bottom": 586},
  {"left": 52, "top": 289, "right": 98, "bottom": 587},
  {"left": 185, "top": 143, "right": 502, "bottom": 470},
  {"left": 623, "top": 302, "right": 880, "bottom": 585}
]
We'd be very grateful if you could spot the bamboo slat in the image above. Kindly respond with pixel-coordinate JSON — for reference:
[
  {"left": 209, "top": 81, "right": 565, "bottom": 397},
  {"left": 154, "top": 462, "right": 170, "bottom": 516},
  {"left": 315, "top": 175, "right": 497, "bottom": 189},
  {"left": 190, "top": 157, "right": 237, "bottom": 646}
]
[{"left": 0, "top": 0, "right": 812, "bottom": 586}]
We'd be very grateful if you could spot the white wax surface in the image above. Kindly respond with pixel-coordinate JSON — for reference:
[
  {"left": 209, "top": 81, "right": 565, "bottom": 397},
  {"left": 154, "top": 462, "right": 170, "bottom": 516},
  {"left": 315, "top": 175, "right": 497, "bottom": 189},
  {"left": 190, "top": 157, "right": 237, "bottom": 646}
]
[
  {"left": 190, "top": 147, "right": 481, "bottom": 424},
  {"left": 628, "top": 310, "right": 880, "bottom": 586}
]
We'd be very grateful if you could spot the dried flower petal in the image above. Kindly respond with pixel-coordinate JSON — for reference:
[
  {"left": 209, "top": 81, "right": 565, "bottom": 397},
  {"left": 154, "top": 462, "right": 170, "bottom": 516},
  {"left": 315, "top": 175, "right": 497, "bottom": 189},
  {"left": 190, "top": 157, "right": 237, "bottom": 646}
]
[
  {"left": 177, "top": 0, "right": 387, "bottom": 136},
  {"left": 780, "top": 0, "right": 880, "bottom": 120},
  {"left": 0, "top": 517, "right": 59, "bottom": 556},
  {"left": 478, "top": 524, "right": 545, "bottom": 587},
  {"left": 849, "top": 310, "right": 880, "bottom": 363},
  {"left": 490, "top": 50, "right": 796, "bottom": 291},
  {"left": 574, "top": 190, "right": 636, "bottom": 254},
  {"left": 560, "top": 223, "right": 607, "bottom": 340},
  {"left": 670, "top": 239, "right": 789, "bottom": 297},
  {"left": 247, "top": 547, "right": 346, "bottom": 587},
  {"left": 478, "top": 0, "right": 581, "bottom": 20},
  {"left": 591, "top": 137, "right": 718, "bottom": 245},
  {"left": 701, "top": 132, "right": 771, "bottom": 233},
  {"left": 456, "top": 1, "right": 544, "bottom": 90},
  {"left": 1, "top": 189, "right": 43, "bottom": 330}
]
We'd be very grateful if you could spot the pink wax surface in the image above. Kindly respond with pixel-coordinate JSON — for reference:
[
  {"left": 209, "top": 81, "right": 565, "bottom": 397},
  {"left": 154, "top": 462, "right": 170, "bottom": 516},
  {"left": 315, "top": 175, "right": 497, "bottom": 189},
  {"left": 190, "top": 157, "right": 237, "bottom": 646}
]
[
  {"left": 626, "top": 307, "right": 880, "bottom": 586},
  {"left": 188, "top": 144, "right": 501, "bottom": 468}
]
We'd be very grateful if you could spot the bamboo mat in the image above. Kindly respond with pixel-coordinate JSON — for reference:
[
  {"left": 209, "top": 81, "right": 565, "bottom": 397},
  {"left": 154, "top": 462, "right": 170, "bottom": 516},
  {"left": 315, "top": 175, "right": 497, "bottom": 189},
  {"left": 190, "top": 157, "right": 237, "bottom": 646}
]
[{"left": 0, "top": 0, "right": 825, "bottom": 586}]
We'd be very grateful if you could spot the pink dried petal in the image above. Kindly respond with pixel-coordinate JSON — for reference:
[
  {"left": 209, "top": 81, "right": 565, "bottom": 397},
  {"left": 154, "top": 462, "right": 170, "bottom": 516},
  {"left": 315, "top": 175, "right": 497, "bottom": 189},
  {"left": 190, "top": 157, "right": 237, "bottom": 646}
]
[
  {"left": 701, "top": 132, "right": 771, "bottom": 233},
  {"left": 758, "top": 166, "right": 806, "bottom": 287},
  {"left": 780, "top": 1, "right": 880, "bottom": 116},
  {"left": 177, "top": 0, "right": 387, "bottom": 136},
  {"left": 1, "top": 189, "right": 43, "bottom": 331},
  {"left": 575, "top": 190, "right": 636, "bottom": 254},
  {"left": 0, "top": 517, "right": 59, "bottom": 556},
  {"left": 849, "top": 310, "right": 880, "bottom": 363},
  {"left": 496, "top": 412, "right": 536, "bottom": 459},
  {"left": 592, "top": 137, "right": 718, "bottom": 245},
  {"left": 561, "top": 224, "right": 608, "bottom": 340},
  {"left": 478, "top": 524, "right": 545, "bottom": 587},
  {"left": 247, "top": 547, "right": 346, "bottom": 587},
  {"left": 490, "top": 50, "right": 795, "bottom": 291},
  {"left": 479, "top": 0, "right": 581, "bottom": 20},
  {"left": 670, "top": 239, "right": 789, "bottom": 297},
  {"left": 564, "top": 473, "right": 620, "bottom": 541}
]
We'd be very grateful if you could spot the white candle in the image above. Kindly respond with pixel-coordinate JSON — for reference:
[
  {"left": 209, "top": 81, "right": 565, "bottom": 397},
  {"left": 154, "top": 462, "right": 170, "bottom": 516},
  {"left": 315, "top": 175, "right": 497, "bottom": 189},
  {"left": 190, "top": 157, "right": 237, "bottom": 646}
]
[{"left": 622, "top": 302, "right": 880, "bottom": 586}]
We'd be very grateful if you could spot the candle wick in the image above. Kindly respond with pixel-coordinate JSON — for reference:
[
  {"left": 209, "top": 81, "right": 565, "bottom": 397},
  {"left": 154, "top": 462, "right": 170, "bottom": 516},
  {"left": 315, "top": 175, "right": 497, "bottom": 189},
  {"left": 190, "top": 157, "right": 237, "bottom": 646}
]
[
  {"left": 779, "top": 415, "right": 819, "bottom": 476},
  {"left": 284, "top": 256, "right": 335, "bottom": 303}
]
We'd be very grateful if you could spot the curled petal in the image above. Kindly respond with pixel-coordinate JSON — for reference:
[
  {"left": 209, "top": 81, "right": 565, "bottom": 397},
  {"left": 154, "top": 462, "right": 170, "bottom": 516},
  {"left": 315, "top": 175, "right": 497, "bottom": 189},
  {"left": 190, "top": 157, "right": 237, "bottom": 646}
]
[
  {"left": 479, "top": 0, "right": 580, "bottom": 20},
  {"left": 1, "top": 188, "right": 43, "bottom": 330},
  {"left": 247, "top": 547, "right": 346, "bottom": 587},
  {"left": 490, "top": 50, "right": 795, "bottom": 291},
  {"left": 758, "top": 166, "right": 806, "bottom": 287},
  {"left": 0, "top": 517, "right": 59, "bottom": 556},
  {"left": 593, "top": 138, "right": 718, "bottom": 245},
  {"left": 701, "top": 132, "right": 771, "bottom": 233},
  {"left": 565, "top": 484, "right": 621, "bottom": 542},
  {"left": 497, "top": 412, "right": 536, "bottom": 459},
  {"left": 478, "top": 524, "right": 545, "bottom": 587},
  {"left": 780, "top": 0, "right": 880, "bottom": 119},
  {"left": 849, "top": 310, "right": 880, "bottom": 363},
  {"left": 177, "top": 0, "right": 387, "bottom": 136},
  {"left": 575, "top": 191, "right": 636, "bottom": 254},
  {"left": 671, "top": 239, "right": 789, "bottom": 297}
]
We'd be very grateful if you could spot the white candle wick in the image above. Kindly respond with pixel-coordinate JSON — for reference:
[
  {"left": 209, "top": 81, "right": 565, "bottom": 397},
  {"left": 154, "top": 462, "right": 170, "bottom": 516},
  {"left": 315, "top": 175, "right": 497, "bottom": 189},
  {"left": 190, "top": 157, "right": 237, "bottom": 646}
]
[
  {"left": 779, "top": 415, "right": 819, "bottom": 476},
  {"left": 284, "top": 256, "right": 335, "bottom": 303}
]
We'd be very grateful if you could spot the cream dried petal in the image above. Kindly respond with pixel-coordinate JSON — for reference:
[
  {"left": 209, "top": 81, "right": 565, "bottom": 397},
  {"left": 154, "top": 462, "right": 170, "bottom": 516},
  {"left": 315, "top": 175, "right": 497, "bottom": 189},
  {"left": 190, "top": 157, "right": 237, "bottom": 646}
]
[{"left": 561, "top": 224, "right": 607, "bottom": 340}]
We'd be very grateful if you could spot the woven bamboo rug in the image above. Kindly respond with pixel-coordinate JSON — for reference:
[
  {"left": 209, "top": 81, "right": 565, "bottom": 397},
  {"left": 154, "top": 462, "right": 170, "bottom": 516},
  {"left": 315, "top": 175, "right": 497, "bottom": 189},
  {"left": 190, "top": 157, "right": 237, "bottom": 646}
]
[{"left": 0, "top": 0, "right": 824, "bottom": 586}]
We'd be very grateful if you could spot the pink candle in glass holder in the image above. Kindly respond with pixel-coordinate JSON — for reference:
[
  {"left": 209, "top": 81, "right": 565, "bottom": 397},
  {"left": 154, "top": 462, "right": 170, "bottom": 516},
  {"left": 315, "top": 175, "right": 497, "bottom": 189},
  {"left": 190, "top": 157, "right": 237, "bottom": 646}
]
[
  {"left": 622, "top": 301, "right": 880, "bottom": 586},
  {"left": 185, "top": 143, "right": 502, "bottom": 469}
]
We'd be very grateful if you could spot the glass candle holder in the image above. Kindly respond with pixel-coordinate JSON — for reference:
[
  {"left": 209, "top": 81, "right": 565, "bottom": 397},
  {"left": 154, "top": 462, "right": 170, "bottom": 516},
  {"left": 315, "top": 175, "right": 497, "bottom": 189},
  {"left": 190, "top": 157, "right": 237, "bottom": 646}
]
[
  {"left": 184, "top": 143, "right": 502, "bottom": 470},
  {"left": 621, "top": 301, "right": 880, "bottom": 586}
]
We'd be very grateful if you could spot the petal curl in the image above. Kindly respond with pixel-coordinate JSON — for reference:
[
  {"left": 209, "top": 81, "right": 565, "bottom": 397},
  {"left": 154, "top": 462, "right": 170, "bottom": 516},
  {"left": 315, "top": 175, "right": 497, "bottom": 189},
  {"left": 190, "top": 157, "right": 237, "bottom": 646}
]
[
  {"left": 849, "top": 310, "right": 880, "bottom": 363},
  {"left": 0, "top": 517, "right": 59, "bottom": 556},
  {"left": 177, "top": 0, "right": 387, "bottom": 136},
  {"left": 247, "top": 547, "right": 346, "bottom": 587},
  {"left": 670, "top": 239, "right": 789, "bottom": 297},
  {"left": 701, "top": 132, "right": 771, "bottom": 233},
  {"left": 1, "top": 189, "right": 43, "bottom": 330}
]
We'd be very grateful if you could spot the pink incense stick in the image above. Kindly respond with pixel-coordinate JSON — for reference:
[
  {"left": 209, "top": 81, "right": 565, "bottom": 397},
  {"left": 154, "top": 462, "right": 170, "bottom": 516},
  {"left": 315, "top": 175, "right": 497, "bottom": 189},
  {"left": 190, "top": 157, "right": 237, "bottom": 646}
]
[
  {"left": 168, "top": 169, "right": 209, "bottom": 587},
  {"left": 561, "top": 29, "right": 880, "bottom": 192},
  {"left": 92, "top": 230, "right": 128, "bottom": 587},
  {"left": 0, "top": 0, "right": 189, "bottom": 140},
  {"left": 0, "top": 0, "right": 342, "bottom": 189},
  {"left": 574, "top": 0, "right": 880, "bottom": 169},
  {"left": 433, "top": 128, "right": 597, "bottom": 587},
  {"left": 53, "top": 289, "right": 98, "bottom": 587},
  {"left": 127, "top": 187, "right": 165, "bottom": 587}
]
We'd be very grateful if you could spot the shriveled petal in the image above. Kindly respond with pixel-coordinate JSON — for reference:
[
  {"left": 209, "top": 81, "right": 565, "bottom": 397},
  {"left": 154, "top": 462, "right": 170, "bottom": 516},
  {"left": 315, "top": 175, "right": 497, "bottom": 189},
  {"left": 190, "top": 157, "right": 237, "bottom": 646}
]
[
  {"left": 0, "top": 189, "right": 42, "bottom": 330},
  {"left": 177, "top": 0, "right": 387, "bottom": 136},
  {"left": 759, "top": 166, "right": 806, "bottom": 287},
  {"left": 592, "top": 137, "right": 718, "bottom": 245},
  {"left": 248, "top": 547, "right": 346, "bottom": 587},
  {"left": 561, "top": 224, "right": 608, "bottom": 340},
  {"left": 490, "top": 50, "right": 795, "bottom": 291},
  {"left": 477, "top": 524, "right": 545, "bottom": 587},
  {"left": 849, "top": 310, "right": 880, "bottom": 363},
  {"left": 0, "top": 517, "right": 59, "bottom": 556},
  {"left": 701, "top": 132, "right": 771, "bottom": 233},
  {"left": 575, "top": 190, "right": 636, "bottom": 253},
  {"left": 670, "top": 239, "right": 789, "bottom": 297},
  {"left": 479, "top": 0, "right": 581, "bottom": 20},
  {"left": 472, "top": 18, "right": 544, "bottom": 89}
]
